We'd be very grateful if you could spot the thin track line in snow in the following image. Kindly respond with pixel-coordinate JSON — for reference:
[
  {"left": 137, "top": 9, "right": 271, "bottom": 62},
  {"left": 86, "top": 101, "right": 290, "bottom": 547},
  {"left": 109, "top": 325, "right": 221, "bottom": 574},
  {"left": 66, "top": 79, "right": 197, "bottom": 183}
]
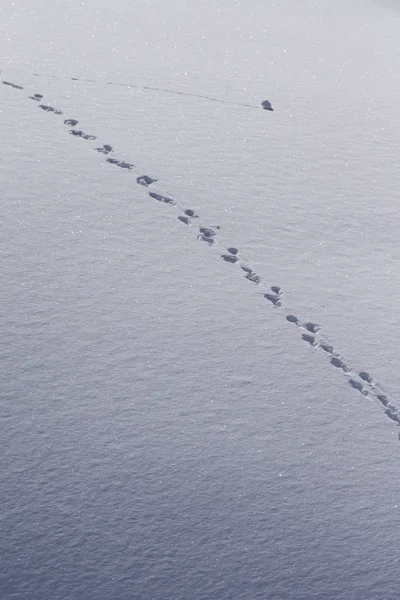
[{"left": 2, "top": 67, "right": 262, "bottom": 109}]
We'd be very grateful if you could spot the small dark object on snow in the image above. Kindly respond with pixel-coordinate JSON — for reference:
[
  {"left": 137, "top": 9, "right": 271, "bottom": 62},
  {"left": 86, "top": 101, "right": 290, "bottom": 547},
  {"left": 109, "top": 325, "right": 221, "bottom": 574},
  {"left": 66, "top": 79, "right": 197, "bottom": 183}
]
[{"left": 261, "top": 100, "right": 273, "bottom": 111}]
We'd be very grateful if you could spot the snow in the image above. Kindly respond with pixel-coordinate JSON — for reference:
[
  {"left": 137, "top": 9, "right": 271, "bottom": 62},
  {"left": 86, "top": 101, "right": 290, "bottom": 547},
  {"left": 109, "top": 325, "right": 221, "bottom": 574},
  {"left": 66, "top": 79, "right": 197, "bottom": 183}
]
[{"left": 1, "top": 1, "right": 400, "bottom": 599}]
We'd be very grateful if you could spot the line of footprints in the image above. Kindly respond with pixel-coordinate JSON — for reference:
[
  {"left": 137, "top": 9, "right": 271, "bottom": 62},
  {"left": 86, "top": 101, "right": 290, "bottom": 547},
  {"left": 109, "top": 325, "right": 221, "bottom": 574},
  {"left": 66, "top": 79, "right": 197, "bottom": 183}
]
[{"left": 3, "top": 78, "right": 400, "bottom": 438}]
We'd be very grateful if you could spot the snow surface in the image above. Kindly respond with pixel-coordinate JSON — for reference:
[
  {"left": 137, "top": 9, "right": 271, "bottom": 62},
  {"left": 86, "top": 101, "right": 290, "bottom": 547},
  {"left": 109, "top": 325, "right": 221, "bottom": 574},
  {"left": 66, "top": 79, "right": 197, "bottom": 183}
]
[{"left": 1, "top": 1, "right": 400, "bottom": 599}]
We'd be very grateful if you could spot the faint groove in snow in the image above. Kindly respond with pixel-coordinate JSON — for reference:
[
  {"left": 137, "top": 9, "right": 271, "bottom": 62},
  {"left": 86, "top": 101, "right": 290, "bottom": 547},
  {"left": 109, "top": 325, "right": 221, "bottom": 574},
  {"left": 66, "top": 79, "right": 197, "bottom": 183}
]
[{"left": 7, "top": 70, "right": 264, "bottom": 109}]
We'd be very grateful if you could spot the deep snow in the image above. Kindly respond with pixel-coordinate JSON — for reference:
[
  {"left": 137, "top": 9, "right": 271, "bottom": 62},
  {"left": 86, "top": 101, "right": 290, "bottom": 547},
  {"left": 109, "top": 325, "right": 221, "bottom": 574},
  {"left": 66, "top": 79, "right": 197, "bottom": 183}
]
[{"left": 1, "top": 1, "right": 400, "bottom": 599}]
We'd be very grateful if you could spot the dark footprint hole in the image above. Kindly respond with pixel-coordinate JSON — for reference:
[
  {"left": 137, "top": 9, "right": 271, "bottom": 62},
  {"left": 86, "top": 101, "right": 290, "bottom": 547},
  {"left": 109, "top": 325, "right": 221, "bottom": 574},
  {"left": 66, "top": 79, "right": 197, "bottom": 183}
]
[
  {"left": 264, "top": 293, "right": 281, "bottom": 306},
  {"left": 376, "top": 394, "right": 388, "bottom": 407},
  {"left": 245, "top": 273, "right": 260, "bottom": 284},
  {"left": 64, "top": 119, "right": 79, "bottom": 126},
  {"left": 178, "top": 216, "right": 190, "bottom": 225},
  {"left": 320, "top": 343, "right": 334, "bottom": 354},
  {"left": 29, "top": 93, "right": 43, "bottom": 101},
  {"left": 359, "top": 372, "right": 373, "bottom": 384},
  {"left": 3, "top": 81, "right": 23, "bottom": 89},
  {"left": 149, "top": 192, "right": 174, "bottom": 205},
  {"left": 95, "top": 145, "right": 113, "bottom": 154},
  {"left": 349, "top": 379, "right": 364, "bottom": 393},
  {"left": 330, "top": 357, "right": 349, "bottom": 372},
  {"left": 305, "top": 322, "right": 319, "bottom": 333},
  {"left": 199, "top": 227, "right": 216, "bottom": 239},
  {"left": 385, "top": 408, "right": 400, "bottom": 424},
  {"left": 227, "top": 247, "right": 238, "bottom": 256},
  {"left": 39, "top": 105, "right": 55, "bottom": 112},
  {"left": 116, "top": 161, "right": 133, "bottom": 169},
  {"left": 221, "top": 254, "right": 238, "bottom": 264},
  {"left": 137, "top": 175, "right": 158, "bottom": 186},
  {"left": 69, "top": 129, "right": 84, "bottom": 136},
  {"left": 286, "top": 315, "right": 299, "bottom": 325},
  {"left": 271, "top": 286, "right": 281, "bottom": 295},
  {"left": 184, "top": 209, "right": 198, "bottom": 218},
  {"left": 302, "top": 334, "right": 315, "bottom": 346}
]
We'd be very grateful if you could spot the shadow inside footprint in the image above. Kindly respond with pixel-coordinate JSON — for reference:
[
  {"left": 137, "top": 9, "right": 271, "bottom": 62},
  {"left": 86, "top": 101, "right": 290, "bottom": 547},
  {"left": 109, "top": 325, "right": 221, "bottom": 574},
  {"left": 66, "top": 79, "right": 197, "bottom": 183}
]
[
  {"left": 320, "top": 343, "right": 334, "bottom": 354},
  {"left": 302, "top": 334, "right": 315, "bottom": 346},
  {"left": 184, "top": 209, "right": 198, "bottom": 218},
  {"left": 39, "top": 104, "right": 62, "bottom": 115},
  {"left": 286, "top": 315, "right": 299, "bottom": 325},
  {"left": 221, "top": 254, "right": 238, "bottom": 264},
  {"left": 3, "top": 81, "right": 23, "bottom": 89},
  {"left": 64, "top": 119, "right": 79, "bottom": 126},
  {"left": 305, "top": 322, "right": 319, "bottom": 334},
  {"left": 241, "top": 266, "right": 260, "bottom": 284},
  {"left": 149, "top": 192, "right": 174, "bottom": 204},
  {"left": 95, "top": 144, "right": 113, "bottom": 154},
  {"left": 264, "top": 293, "right": 281, "bottom": 306},
  {"left": 376, "top": 394, "right": 388, "bottom": 407},
  {"left": 137, "top": 175, "right": 158, "bottom": 187},
  {"left": 178, "top": 216, "right": 190, "bottom": 225},
  {"left": 198, "top": 227, "right": 217, "bottom": 244},
  {"left": 270, "top": 286, "right": 281, "bottom": 295},
  {"left": 29, "top": 93, "right": 43, "bottom": 101},
  {"left": 349, "top": 379, "right": 368, "bottom": 396},
  {"left": 359, "top": 372, "right": 373, "bottom": 384},
  {"left": 227, "top": 247, "right": 238, "bottom": 256},
  {"left": 330, "top": 357, "right": 349, "bottom": 372}
]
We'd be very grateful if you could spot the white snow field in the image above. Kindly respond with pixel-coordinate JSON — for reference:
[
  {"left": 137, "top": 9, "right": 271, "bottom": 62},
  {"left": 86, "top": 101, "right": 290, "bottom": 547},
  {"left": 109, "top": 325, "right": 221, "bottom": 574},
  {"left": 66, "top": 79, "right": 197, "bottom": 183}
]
[{"left": 1, "top": 1, "right": 400, "bottom": 599}]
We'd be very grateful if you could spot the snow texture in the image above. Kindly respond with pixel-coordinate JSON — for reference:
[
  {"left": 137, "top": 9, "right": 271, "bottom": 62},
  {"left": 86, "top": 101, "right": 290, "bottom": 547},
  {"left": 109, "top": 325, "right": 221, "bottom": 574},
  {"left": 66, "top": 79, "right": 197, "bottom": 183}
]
[{"left": 1, "top": 1, "right": 400, "bottom": 599}]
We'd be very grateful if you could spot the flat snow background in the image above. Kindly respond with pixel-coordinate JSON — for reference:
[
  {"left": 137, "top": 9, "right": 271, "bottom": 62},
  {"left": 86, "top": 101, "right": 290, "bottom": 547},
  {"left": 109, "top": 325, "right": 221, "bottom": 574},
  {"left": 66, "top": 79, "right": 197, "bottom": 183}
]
[{"left": 1, "top": 1, "right": 400, "bottom": 599}]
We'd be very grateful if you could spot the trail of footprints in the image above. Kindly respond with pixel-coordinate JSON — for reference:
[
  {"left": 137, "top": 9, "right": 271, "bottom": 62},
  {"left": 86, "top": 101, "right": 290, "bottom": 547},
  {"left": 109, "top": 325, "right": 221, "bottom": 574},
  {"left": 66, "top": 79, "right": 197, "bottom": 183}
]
[{"left": 4, "top": 78, "right": 400, "bottom": 436}]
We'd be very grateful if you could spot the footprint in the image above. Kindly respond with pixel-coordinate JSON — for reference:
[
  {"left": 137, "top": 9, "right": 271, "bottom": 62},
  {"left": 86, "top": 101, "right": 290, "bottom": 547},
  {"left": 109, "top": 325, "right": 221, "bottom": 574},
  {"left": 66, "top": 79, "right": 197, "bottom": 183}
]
[
  {"left": 241, "top": 266, "right": 260, "bottom": 284},
  {"left": 227, "top": 247, "right": 238, "bottom": 256},
  {"left": 184, "top": 209, "right": 198, "bottom": 218},
  {"left": 319, "top": 343, "right": 334, "bottom": 355},
  {"left": 349, "top": 379, "right": 368, "bottom": 396},
  {"left": 302, "top": 333, "right": 315, "bottom": 346},
  {"left": 137, "top": 175, "right": 158, "bottom": 187},
  {"left": 330, "top": 357, "right": 350, "bottom": 373},
  {"left": 39, "top": 105, "right": 62, "bottom": 115},
  {"left": 359, "top": 371, "right": 373, "bottom": 384},
  {"left": 2, "top": 81, "right": 23, "bottom": 89},
  {"left": 64, "top": 119, "right": 79, "bottom": 126},
  {"left": 271, "top": 286, "right": 281, "bottom": 295},
  {"left": 286, "top": 315, "right": 300, "bottom": 326},
  {"left": 304, "top": 322, "right": 320, "bottom": 334},
  {"left": 385, "top": 406, "right": 400, "bottom": 425},
  {"left": 29, "top": 93, "right": 43, "bottom": 101},
  {"left": 264, "top": 293, "right": 281, "bottom": 306},
  {"left": 198, "top": 227, "right": 218, "bottom": 244},
  {"left": 178, "top": 216, "right": 190, "bottom": 225},
  {"left": 95, "top": 144, "right": 113, "bottom": 155},
  {"left": 69, "top": 129, "right": 97, "bottom": 140},
  {"left": 106, "top": 157, "right": 134, "bottom": 169},
  {"left": 149, "top": 192, "right": 175, "bottom": 205},
  {"left": 376, "top": 394, "right": 389, "bottom": 407},
  {"left": 221, "top": 254, "right": 238, "bottom": 264}
]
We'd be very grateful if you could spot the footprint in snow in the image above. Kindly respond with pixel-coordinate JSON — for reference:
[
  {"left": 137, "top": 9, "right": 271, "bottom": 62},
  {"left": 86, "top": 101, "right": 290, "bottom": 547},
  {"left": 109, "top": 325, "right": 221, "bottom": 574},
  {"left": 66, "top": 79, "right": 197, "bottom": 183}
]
[
  {"left": 69, "top": 129, "right": 97, "bottom": 140},
  {"left": 95, "top": 144, "right": 113, "bottom": 155},
  {"left": 2, "top": 81, "right": 23, "bottom": 89},
  {"left": 39, "top": 104, "right": 63, "bottom": 115},
  {"left": 137, "top": 175, "right": 158, "bottom": 187},
  {"left": 198, "top": 226, "right": 219, "bottom": 245},
  {"left": 241, "top": 266, "right": 260, "bottom": 284},
  {"left": 29, "top": 93, "right": 43, "bottom": 101},
  {"left": 178, "top": 209, "right": 199, "bottom": 225},
  {"left": 149, "top": 191, "right": 175, "bottom": 205}
]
